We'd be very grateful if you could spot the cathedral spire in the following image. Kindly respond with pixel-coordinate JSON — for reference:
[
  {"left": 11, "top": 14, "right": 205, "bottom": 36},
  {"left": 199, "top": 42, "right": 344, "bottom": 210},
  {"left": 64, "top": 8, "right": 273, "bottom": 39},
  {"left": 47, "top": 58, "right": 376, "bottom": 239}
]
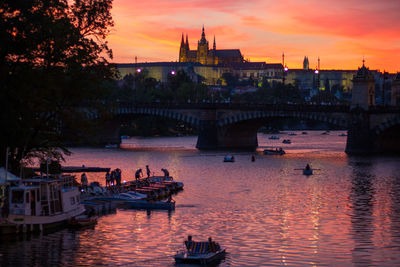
[
  {"left": 213, "top": 35, "right": 216, "bottom": 50},
  {"left": 201, "top": 25, "right": 206, "bottom": 41},
  {"left": 180, "top": 33, "right": 184, "bottom": 46},
  {"left": 186, "top": 33, "right": 189, "bottom": 50}
]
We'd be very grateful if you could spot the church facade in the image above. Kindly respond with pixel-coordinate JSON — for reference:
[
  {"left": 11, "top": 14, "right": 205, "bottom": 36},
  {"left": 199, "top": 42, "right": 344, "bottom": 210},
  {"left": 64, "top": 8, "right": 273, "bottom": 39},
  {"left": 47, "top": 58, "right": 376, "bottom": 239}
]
[{"left": 179, "top": 27, "right": 244, "bottom": 65}]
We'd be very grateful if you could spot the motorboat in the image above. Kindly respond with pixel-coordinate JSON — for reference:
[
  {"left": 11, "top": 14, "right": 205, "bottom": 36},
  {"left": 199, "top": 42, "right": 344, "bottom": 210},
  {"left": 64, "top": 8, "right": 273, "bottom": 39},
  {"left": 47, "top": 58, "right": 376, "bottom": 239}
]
[
  {"left": 223, "top": 156, "right": 235, "bottom": 162},
  {"left": 123, "top": 199, "right": 175, "bottom": 210},
  {"left": 282, "top": 139, "right": 291, "bottom": 144},
  {"left": 0, "top": 175, "right": 85, "bottom": 234},
  {"left": 263, "top": 148, "right": 285, "bottom": 155},
  {"left": 68, "top": 215, "right": 98, "bottom": 228},
  {"left": 174, "top": 237, "right": 226, "bottom": 264},
  {"left": 268, "top": 136, "right": 280, "bottom": 140}
]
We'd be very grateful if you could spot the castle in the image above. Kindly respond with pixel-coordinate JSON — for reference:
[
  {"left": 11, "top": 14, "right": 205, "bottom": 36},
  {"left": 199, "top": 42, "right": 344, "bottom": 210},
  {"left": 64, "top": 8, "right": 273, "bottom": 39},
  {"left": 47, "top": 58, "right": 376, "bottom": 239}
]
[{"left": 179, "top": 26, "right": 244, "bottom": 65}]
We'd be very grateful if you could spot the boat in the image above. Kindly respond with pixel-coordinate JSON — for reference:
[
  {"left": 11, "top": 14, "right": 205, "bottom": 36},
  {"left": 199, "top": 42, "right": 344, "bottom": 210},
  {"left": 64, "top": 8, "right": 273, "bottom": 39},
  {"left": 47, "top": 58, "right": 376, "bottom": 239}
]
[
  {"left": 268, "top": 136, "right": 280, "bottom": 140},
  {"left": 123, "top": 199, "right": 175, "bottom": 210},
  {"left": 223, "top": 156, "right": 235, "bottom": 162},
  {"left": 105, "top": 144, "right": 118, "bottom": 148},
  {"left": 282, "top": 139, "right": 291, "bottom": 144},
  {"left": 68, "top": 215, "right": 98, "bottom": 228},
  {"left": 339, "top": 133, "right": 347, "bottom": 136},
  {"left": 263, "top": 148, "right": 285, "bottom": 155},
  {"left": 303, "top": 169, "right": 313, "bottom": 175},
  {"left": 174, "top": 236, "right": 226, "bottom": 264},
  {"left": 302, "top": 131, "right": 308, "bottom": 135},
  {"left": 0, "top": 174, "right": 85, "bottom": 234},
  {"left": 288, "top": 132, "right": 297, "bottom": 136}
]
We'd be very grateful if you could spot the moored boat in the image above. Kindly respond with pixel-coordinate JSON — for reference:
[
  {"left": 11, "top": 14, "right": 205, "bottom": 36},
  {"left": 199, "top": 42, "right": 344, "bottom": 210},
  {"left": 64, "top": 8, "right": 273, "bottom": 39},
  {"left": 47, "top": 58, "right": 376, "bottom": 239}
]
[
  {"left": 174, "top": 236, "right": 226, "bottom": 264},
  {"left": 123, "top": 199, "right": 175, "bottom": 210},
  {"left": 263, "top": 148, "right": 285, "bottom": 155},
  {"left": 269, "top": 136, "right": 280, "bottom": 140},
  {"left": 68, "top": 215, "right": 98, "bottom": 228}
]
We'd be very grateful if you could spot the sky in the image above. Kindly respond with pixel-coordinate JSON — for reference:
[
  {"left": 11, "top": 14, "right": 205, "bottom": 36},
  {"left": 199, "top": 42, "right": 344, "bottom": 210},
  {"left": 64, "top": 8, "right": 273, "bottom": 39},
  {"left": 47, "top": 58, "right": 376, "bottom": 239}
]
[{"left": 107, "top": 0, "right": 400, "bottom": 72}]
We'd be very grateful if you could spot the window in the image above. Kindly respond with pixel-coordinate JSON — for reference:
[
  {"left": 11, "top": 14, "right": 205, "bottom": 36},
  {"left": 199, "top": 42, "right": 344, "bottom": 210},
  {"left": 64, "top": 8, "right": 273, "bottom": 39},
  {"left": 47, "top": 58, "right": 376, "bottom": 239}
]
[{"left": 11, "top": 190, "right": 24, "bottom": 204}]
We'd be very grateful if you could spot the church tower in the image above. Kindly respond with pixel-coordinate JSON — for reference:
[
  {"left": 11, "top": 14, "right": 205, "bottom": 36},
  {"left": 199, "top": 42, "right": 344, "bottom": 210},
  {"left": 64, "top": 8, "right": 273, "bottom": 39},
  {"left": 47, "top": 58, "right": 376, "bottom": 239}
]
[
  {"left": 197, "top": 26, "right": 209, "bottom": 64},
  {"left": 179, "top": 33, "right": 187, "bottom": 62},
  {"left": 352, "top": 60, "right": 375, "bottom": 109},
  {"left": 303, "top": 56, "right": 309, "bottom": 70}
]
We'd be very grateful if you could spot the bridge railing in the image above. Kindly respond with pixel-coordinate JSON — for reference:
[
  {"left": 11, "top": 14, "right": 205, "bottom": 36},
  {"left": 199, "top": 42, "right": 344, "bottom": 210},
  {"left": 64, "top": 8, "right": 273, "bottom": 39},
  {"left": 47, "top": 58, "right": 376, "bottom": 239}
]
[{"left": 116, "top": 101, "right": 352, "bottom": 113}]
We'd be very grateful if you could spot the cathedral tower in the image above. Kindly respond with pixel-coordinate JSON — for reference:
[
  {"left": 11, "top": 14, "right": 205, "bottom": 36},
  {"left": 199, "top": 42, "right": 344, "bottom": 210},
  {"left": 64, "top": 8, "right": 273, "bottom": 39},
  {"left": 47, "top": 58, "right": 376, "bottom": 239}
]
[
  {"left": 303, "top": 56, "right": 309, "bottom": 70},
  {"left": 197, "top": 26, "right": 209, "bottom": 64},
  {"left": 179, "top": 33, "right": 187, "bottom": 62}
]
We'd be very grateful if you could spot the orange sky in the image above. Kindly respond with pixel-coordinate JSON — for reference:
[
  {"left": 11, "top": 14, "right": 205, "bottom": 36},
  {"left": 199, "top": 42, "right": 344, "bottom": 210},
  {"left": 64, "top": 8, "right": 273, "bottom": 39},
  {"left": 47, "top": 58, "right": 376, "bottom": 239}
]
[{"left": 107, "top": 0, "right": 400, "bottom": 72}]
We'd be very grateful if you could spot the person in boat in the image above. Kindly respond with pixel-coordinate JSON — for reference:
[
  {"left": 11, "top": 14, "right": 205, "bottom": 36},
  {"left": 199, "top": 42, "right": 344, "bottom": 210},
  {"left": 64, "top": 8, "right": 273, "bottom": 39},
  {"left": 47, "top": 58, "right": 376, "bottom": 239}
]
[
  {"left": 161, "top": 168, "right": 169, "bottom": 177},
  {"left": 146, "top": 165, "right": 151, "bottom": 178},
  {"left": 135, "top": 169, "right": 143, "bottom": 181},
  {"left": 208, "top": 237, "right": 216, "bottom": 252},
  {"left": 305, "top": 164, "right": 311, "bottom": 170},
  {"left": 81, "top": 173, "right": 88, "bottom": 190}
]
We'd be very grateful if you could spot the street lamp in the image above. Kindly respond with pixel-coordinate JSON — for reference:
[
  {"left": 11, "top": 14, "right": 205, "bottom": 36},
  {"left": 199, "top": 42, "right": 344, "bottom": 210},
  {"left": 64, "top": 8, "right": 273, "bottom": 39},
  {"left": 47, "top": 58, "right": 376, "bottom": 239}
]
[{"left": 171, "top": 70, "right": 175, "bottom": 75}]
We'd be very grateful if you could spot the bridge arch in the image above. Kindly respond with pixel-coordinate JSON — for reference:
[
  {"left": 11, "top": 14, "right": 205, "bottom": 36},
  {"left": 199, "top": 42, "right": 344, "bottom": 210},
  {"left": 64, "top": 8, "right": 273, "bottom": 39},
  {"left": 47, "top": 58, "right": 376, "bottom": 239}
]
[{"left": 217, "top": 110, "right": 350, "bottom": 128}]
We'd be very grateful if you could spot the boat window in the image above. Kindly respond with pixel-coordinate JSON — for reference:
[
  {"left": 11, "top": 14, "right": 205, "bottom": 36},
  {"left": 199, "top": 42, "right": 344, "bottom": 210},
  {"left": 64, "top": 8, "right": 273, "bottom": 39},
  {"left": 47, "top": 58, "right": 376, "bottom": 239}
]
[
  {"left": 11, "top": 190, "right": 24, "bottom": 204},
  {"left": 70, "top": 197, "right": 75, "bottom": 205}
]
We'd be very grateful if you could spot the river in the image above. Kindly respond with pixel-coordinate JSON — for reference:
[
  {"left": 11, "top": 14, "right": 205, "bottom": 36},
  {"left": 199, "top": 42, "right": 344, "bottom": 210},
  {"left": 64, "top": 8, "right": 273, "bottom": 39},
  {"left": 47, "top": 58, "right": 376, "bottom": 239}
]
[{"left": 1, "top": 131, "right": 400, "bottom": 266}]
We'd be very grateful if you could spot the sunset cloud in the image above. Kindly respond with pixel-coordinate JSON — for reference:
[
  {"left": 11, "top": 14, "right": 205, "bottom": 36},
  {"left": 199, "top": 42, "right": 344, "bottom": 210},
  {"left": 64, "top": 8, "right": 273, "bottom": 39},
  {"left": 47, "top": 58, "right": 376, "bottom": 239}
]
[{"left": 108, "top": 0, "right": 400, "bottom": 72}]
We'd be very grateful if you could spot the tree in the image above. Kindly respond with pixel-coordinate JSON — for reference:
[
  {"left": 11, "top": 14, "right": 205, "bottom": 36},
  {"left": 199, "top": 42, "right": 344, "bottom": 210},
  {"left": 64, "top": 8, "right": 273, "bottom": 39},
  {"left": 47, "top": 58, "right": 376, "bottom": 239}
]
[{"left": 0, "top": 0, "right": 116, "bottom": 173}]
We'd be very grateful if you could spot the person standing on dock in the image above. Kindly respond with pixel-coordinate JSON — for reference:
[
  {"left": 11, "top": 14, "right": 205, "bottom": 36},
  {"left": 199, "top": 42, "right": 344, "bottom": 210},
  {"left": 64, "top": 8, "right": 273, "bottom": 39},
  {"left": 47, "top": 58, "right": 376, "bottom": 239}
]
[
  {"left": 110, "top": 170, "right": 116, "bottom": 186},
  {"left": 116, "top": 168, "right": 121, "bottom": 186},
  {"left": 105, "top": 170, "right": 111, "bottom": 187},
  {"left": 135, "top": 169, "right": 143, "bottom": 181},
  {"left": 146, "top": 165, "right": 151, "bottom": 178},
  {"left": 81, "top": 173, "right": 88, "bottom": 190}
]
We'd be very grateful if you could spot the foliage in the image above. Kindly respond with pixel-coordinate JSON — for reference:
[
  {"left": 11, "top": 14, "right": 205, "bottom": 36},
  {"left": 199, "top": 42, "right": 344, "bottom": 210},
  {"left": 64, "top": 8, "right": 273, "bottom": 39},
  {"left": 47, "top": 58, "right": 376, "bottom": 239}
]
[{"left": 0, "top": 0, "right": 116, "bottom": 173}]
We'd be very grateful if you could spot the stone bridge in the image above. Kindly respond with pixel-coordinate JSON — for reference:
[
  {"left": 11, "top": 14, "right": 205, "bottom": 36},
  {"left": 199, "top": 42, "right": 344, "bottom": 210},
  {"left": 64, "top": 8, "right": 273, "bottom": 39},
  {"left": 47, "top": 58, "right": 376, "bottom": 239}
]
[{"left": 107, "top": 103, "right": 400, "bottom": 154}]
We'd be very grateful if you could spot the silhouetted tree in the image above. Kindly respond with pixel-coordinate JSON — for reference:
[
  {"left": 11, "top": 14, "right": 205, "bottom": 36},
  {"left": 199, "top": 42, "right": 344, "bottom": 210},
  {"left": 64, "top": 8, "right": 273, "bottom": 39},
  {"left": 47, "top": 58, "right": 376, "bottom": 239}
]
[{"left": 0, "top": 0, "right": 116, "bottom": 173}]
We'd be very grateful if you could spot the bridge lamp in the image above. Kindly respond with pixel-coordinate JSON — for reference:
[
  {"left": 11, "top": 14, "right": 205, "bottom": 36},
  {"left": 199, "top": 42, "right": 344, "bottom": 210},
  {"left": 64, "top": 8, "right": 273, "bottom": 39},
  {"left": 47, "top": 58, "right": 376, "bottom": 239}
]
[
  {"left": 136, "top": 68, "right": 142, "bottom": 73},
  {"left": 284, "top": 66, "right": 289, "bottom": 72},
  {"left": 171, "top": 70, "right": 176, "bottom": 75},
  {"left": 314, "top": 69, "right": 319, "bottom": 74}
]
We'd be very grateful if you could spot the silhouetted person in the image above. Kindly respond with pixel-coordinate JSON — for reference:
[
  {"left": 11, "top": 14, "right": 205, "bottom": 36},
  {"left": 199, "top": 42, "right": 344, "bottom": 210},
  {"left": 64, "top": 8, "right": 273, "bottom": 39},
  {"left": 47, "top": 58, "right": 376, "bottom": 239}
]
[
  {"left": 305, "top": 164, "right": 311, "bottom": 170},
  {"left": 161, "top": 168, "right": 169, "bottom": 177},
  {"left": 135, "top": 169, "right": 143, "bottom": 181},
  {"left": 146, "top": 165, "right": 151, "bottom": 178}
]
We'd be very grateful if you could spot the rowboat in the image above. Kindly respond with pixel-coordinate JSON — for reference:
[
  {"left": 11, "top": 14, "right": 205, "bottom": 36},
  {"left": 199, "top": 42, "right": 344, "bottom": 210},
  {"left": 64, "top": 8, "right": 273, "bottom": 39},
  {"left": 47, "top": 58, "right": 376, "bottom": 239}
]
[
  {"left": 68, "top": 215, "right": 98, "bottom": 228},
  {"left": 174, "top": 237, "right": 226, "bottom": 264}
]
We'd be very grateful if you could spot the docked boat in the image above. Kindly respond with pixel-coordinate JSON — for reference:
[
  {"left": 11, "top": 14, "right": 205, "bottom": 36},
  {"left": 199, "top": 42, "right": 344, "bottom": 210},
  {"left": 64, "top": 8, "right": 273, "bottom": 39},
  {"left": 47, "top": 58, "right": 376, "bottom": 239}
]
[
  {"left": 68, "top": 215, "right": 98, "bottom": 228},
  {"left": 174, "top": 236, "right": 226, "bottom": 264},
  {"left": 123, "top": 199, "right": 175, "bottom": 210},
  {"left": 282, "top": 139, "right": 291, "bottom": 144},
  {"left": 268, "top": 136, "right": 280, "bottom": 140},
  {"left": 263, "top": 148, "right": 285, "bottom": 155},
  {"left": 0, "top": 174, "right": 85, "bottom": 234},
  {"left": 223, "top": 156, "right": 235, "bottom": 162}
]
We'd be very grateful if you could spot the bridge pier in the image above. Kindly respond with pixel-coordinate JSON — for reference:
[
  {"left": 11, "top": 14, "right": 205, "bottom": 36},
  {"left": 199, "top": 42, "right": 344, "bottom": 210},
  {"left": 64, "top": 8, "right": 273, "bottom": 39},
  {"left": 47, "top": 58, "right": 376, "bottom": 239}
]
[{"left": 345, "top": 111, "right": 374, "bottom": 154}]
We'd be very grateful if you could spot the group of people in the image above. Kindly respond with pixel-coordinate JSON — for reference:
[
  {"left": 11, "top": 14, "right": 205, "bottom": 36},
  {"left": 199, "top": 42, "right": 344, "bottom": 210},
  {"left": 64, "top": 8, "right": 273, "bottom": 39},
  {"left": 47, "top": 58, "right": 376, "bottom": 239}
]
[
  {"left": 135, "top": 165, "right": 170, "bottom": 181},
  {"left": 105, "top": 168, "right": 122, "bottom": 187}
]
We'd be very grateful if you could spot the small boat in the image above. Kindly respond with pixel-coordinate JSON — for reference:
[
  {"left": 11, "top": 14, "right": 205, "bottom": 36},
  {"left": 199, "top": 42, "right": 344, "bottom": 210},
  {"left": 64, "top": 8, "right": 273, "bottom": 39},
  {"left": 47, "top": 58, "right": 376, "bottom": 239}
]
[
  {"left": 68, "top": 215, "right": 98, "bottom": 228},
  {"left": 288, "top": 132, "right": 297, "bottom": 136},
  {"left": 302, "top": 132, "right": 308, "bottom": 135},
  {"left": 174, "top": 236, "right": 226, "bottom": 264},
  {"left": 123, "top": 199, "right": 175, "bottom": 210},
  {"left": 105, "top": 144, "right": 118, "bottom": 148},
  {"left": 269, "top": 136, "right": 280, "bottom": 140},
  {"left": 321, "top": 132, "right": 329, "bottom": 135},
  {"left": 223, "top": 156, "right": 235, "bottom": 162},
  {"left": 263, "top": 148, "right": 285, "bottom": 155},
  {"left": 303, "top": 169, "right": 313, "bottom": 175},
  {"left": 282, "top": 139, "right": 291, "bottom": 144}
]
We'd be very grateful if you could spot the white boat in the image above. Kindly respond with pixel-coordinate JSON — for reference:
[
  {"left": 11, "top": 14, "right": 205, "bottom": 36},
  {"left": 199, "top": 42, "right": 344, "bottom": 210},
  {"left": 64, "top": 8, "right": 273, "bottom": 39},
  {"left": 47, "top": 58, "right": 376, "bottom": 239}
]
[
  {"left": 263, "top": 148, "right": 285, "bottom": 155},
  {"left": 174, "top": 237, "right": 226, "bottom": 264},
  {"left": 1, "top": 175, "right": 85, "bottom": 234}
]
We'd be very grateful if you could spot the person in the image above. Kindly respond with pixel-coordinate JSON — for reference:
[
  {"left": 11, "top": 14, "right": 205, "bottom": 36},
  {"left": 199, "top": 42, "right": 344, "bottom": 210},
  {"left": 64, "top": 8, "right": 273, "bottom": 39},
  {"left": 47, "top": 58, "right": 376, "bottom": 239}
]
[
  {"left": 116, "top": 168, "right": 121, "bottom": 186},
  {"left": 161, "top": 168, "right": 169, "bottom": 177},
  {"left": 208, "top": 237, "right": 215, "bottom": 252},
  {"left": 81, "top": 173, "right": 88, "bottom": 190},
  {"left": 135, "top": 169, "right": 142, "bottom": 181},
  {"left": 251, "top": 155, "right": 255, "bottom": 162},
  {"left": 110, "top": 170, "right": 116, "bottom": 186},
  {"left": 105, "top": 171, "right": 110, "bottom": 187},
  {"left": 305, "top": 164, "right": 311, "bottom": 170},
  {"left": 146, "top": 165, "right": 151, "bottom": 178}
]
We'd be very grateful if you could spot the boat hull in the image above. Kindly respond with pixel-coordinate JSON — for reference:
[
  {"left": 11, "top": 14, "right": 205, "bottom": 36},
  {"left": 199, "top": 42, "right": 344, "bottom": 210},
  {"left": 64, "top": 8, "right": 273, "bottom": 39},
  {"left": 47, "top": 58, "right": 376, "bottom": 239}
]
[{"left": 174, "top": 248, "right": 226, "bottom": 264}]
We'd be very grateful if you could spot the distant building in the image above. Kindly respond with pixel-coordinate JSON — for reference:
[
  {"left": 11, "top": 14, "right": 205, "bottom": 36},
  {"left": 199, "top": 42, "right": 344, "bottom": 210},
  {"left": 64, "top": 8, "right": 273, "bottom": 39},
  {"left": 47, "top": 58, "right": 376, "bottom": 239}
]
[
  {"left": 303, "top": 56, "right": 309, "bottom": 70},
  {"left": 391, "top": 73, "right": 400, "bottom": 106},
  {"left": 351, "top": 62, "right": 375, "bottom": 109},
  {"left": 179, "top": 26, "right": 244, "bottom": 65}
]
